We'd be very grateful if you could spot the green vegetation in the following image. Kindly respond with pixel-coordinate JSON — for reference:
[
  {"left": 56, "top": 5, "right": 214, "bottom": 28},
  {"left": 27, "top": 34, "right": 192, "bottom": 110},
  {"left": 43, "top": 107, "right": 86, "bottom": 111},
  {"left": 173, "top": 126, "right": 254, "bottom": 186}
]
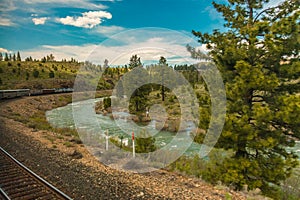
[
  {"left": 190, "top": 0, "right": 300, "bottom": 198},
  {"left": 0, "top": 58, "right": 129, "bottom": 90},
  {"left": 135, "top": 130, "right": 156, "bottom": 153},
  {"left": 124, "top": 55, "right": 152, "bottom": 112},
  {"left": 63, "top": 141, "right": 74, "bottom": 148},
  {"left": 0, "top": 60, "right": 79, "bottom": 89},
  {"left": 103, "top": 97, "right": 111, "bottom": 110},
  {"left": 109, "top": 130, "right": 157, "bottom": 154}
]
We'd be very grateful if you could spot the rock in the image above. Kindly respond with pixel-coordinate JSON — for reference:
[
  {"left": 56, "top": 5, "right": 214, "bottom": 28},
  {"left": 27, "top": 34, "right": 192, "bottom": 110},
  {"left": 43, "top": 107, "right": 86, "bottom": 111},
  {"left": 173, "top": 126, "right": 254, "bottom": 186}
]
[
  {"left": 106, "top": 107, "right": 112, "bottom": 113},
  {"left": 69, "top": 138, "right": 83, "bottom": 144},
  {"left": 155, "top": 120, "right": 167, "bottom": 131},
  {"left": 130, "top": 115, "right": 140, "bottom": 123},
  {"left": 67, "top": 150, "right": 83, "bottom": 159},
  {"left": 137, "top": 192, "right": 144, "bottom": 197},
  {"left": 141, "top": 116, "right": 151, "bottom": 122},
  {"left": 242, "top": 184, "right": 248, "bottom": 192},
  {"left": 252, "top": 188, "right": 261, "bottom": 195}
]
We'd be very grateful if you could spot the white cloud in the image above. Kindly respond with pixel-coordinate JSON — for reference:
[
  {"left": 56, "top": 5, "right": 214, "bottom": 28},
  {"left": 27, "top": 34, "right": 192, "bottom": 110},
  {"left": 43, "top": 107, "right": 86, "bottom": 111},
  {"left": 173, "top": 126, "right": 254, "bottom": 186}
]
[
  {"left": 204, "top": 6, "right": 223, "bottom": 21},
  {"left": 0, "top": 48, "right": 10, "bottom": 53},
  {"left": 0, "top": 0, "right": 16, "bottom": 12},
  {"left": 22, "top": 42, "right": 197, "bottom": 65},
  {"left": 21, "top": 28, "right": 206, "bottom": 65},
  {"left": 0, "top": 18, "right": 15, "bottom": 26},
  {"left": 22, "top": 0, "right": 108, "bottom": 10},
  {"left": 21, "top": 44, "right": 98, "bottom": 62},
  {"left": 32, "top": 17, "right": 48, "bottom": 25},
  {"left": 94, "top": 25, "right": 126, "bottom": 35},
  {"left": 196, "top": 44, "right": 210, "bottom": 53},
  {"left": 263, "top": 0, "right": 284, "bottom": 8},
  {"left": 57, "top": 11, "right": 112, "bottom": 28}
]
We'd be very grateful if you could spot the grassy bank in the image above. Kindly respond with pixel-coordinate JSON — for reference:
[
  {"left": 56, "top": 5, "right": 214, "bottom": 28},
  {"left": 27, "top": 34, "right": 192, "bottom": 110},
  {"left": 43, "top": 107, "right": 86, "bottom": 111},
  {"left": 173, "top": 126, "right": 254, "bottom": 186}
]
[{"left": 0, "top": 91, "right": 112, "bottom": 146}]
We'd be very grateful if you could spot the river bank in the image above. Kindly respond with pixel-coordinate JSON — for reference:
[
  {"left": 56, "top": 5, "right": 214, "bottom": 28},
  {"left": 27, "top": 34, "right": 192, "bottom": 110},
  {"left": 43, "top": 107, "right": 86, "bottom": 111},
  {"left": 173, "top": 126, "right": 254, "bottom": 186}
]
[{"left": 0, "top": 93, "right": 252, "bottom": 199}]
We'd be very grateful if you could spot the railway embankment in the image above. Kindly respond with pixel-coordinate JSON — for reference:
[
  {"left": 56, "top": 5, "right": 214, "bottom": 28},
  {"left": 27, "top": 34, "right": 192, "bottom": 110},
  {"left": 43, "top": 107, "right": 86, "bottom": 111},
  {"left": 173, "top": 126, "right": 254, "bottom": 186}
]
[{"left": 0, "top": 93, "right": 249, "bottom": 199}]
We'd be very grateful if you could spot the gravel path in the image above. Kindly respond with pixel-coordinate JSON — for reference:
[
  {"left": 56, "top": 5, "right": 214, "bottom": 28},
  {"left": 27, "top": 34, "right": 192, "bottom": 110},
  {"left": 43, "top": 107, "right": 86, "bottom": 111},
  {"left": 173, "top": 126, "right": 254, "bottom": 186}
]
[{"left": 0, "top": 95, "right": 247, "bottom": 200}]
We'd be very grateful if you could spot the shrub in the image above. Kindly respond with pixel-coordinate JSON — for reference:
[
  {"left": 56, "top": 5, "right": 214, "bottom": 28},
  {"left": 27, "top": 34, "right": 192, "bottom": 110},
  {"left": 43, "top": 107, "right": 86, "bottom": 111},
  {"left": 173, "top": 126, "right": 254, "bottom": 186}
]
[
  {"left": 103, "top": 97, "right": 111, "bottom": 109},
  {"left": 49, "top": 70, "right": 55, "bottom": 78},
  {"left": 135, "top": 129, "right": 156, "bottom": 153},
  {"left": 33, "top": 69, "right": 39, "bottom": 78}
]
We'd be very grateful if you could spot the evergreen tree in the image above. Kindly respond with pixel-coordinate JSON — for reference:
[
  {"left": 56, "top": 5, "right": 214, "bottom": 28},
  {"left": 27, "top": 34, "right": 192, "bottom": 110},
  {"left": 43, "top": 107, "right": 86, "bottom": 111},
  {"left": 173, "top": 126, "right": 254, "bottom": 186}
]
[
  {"left": 33, "top": 69, "right": 39, "bottom": 78},
  {"left": 26, "top": 72, "right": 30, "bottom": 80},
  {"left": 124, "top": 65, "right": 128, "bottom": 72},
  {"left": 129, "top": 55, "right": 142, "bottom": 69},
  {"left": 17, "top": 51, "right": 21, "bottom": 61},
  {"left": 192, "top": 0, "right": 299, "bottom": 196},
  {"left": 0, "top": 53, "right": 2, "bottom": 61},
  {"left": 41, "top": 57, "right": 46, "bottom": 63},
  {"left": 12, "top": 53, "right": 16, "bottom": 61},
  {"left": 103, "top": 97, "right": 111, "bottom": 110},
  {"left": 123, "top": 55, "right": 151, "bottom": 112},
  {"left": 4, "top": 53, "right": 8, "bottom": 61},
  {"left": 46, "top": 54, "right": 55, "bottom": 62},
  {"left": 49, "top": 71, "right": 55, "bottom": 78},
  {"left": 159, "top": 56, "right": 167, "bottom": 101}
]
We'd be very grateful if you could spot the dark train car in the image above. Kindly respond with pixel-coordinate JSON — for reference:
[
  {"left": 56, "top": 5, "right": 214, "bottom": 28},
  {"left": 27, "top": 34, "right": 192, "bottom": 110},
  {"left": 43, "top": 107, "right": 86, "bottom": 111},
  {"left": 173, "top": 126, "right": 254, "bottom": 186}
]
[
  {"left": 55, "top": 88, "right": 74, "bottom": 93},
  {"left": 42, "top": 89, "right": 56, "bottom": 94},
  {"left": 0, "top": 89, "right": 30, "bottom": 99}
]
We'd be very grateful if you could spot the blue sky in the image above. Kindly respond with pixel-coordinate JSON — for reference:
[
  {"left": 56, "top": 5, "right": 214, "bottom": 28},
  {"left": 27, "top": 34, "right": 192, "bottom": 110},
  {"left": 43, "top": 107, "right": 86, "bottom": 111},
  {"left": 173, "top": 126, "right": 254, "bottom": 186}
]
[{"left": 0, "top": 0, "right": 283, "bottom": 64}]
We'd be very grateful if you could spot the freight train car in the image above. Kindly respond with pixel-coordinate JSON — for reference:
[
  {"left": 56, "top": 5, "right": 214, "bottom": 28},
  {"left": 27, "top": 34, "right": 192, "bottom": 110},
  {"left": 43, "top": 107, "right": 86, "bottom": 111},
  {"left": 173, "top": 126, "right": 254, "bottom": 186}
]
[{"left": 0, "top": 89, "right": 30, "bottom": 99}]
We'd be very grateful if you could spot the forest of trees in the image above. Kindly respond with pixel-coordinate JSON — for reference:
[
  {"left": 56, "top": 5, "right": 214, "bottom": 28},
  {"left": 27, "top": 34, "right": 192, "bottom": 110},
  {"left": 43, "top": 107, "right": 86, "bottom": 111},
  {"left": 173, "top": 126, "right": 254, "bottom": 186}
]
[{"left": 0, "top": 51, "right": 21, "bottom": 62}]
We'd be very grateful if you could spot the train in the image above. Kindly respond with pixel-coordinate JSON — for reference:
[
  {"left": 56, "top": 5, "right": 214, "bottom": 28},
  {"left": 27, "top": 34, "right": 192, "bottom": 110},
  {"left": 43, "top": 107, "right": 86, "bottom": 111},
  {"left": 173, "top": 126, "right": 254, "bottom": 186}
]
[
  {"left": 0, "top": 88, "right": 74, "bottom": 100},
  {"left": 0, "top": 89, "right": 30, "bottom": 99}
]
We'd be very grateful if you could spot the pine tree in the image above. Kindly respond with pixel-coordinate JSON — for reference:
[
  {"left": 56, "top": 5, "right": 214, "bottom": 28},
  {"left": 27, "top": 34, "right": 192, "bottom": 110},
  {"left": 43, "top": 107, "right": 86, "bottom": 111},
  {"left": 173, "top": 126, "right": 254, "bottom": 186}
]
[
  {"left": 33, "top": 69, "right": 39, "bottom": 78},
  {"left": 123, "top": 55, "right": 151, "bottom": 112},
  {"left": 49, "top": 71, "right": 55, "bottom": 78},
  {"left": 0, "top": 53, "right": 2, "bottom": 61},
  {"left": 159, "top": 56, "right": 167, "bottom": 101},
  {"left": 192, "top": 0, "right": 299, "bottom": 196},
  {"left": 17, "top": 51, "right": 21, "bottom": 61},
  {"left": 12, "top": 53, "right": 16, "bottom": 61},
  {"left": 4, "top": 53, "right": 8, "bottom": 61},
  {"left": 103, "top": 97, "right": 111, "bottom": 110},
  {"left": 129, "top": 55, "right": 142, "bottom": 69}
]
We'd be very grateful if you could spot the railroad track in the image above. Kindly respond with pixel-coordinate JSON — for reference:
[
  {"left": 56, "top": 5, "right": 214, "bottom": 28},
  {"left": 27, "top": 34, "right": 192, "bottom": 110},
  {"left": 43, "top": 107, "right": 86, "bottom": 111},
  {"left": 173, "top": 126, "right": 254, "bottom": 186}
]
[{"left": 0, "top": 147, "right": 72, "bottom": 200}]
